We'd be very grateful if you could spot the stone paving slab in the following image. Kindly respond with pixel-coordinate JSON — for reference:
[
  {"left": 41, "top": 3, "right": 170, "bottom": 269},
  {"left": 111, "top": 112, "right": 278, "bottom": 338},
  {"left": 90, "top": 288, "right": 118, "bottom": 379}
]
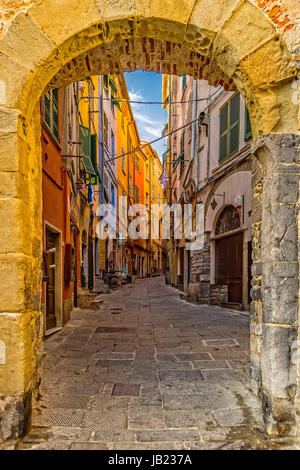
[
  {"left": 18, "top": 276, "right": 279, "bottom": 450},
  {"left": 165, "top": 410, "right": 217, "bottom": 428},
  {"left": 128, "top": 405, "right": 165, "bottom": 430},
  {"left": 82, "top": 411, "right": 127, "bottom": 429}
]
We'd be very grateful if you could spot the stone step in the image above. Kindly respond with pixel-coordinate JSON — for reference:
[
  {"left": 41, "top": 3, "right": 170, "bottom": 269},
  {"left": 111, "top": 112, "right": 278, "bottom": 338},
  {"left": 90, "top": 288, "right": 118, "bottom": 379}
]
[
  {"left": 90, "top": 299, "right": 104, "bottom": 310},
  {"left": 220, "top": 302, "right": 244, "bottom": 311}
]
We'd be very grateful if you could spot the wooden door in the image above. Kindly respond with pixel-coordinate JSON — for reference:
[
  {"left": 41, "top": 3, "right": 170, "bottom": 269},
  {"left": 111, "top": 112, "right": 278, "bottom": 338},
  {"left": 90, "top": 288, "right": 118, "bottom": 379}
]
[
  {"left": 46, "top": 230, "right": 57, "bottom": 329},
  {"left": 215, "top": 233, "right": 243, "bottom": 303}
]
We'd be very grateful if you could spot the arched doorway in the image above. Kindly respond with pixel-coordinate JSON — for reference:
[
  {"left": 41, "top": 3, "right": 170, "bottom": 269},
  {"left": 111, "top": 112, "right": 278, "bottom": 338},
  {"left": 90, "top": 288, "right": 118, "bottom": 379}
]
[{"left": 0, "top": 0, "right": 299, "bottom": 438}]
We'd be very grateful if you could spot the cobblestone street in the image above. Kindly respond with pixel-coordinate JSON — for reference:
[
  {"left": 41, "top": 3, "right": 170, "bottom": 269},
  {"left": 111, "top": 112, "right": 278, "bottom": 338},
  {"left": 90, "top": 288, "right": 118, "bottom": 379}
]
[{"left": 17, "top": 277, "right": 296, "bottom": 450}]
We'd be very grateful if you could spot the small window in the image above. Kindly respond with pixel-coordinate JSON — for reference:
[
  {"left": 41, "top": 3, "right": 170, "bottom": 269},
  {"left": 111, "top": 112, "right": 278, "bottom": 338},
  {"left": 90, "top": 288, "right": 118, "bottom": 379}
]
[
  {"left": 135, "top": 154, "right": 139, "bottom": 171},
  {"left": 219, "top": 93, "right": 240, "bottom": 163},
  {"left": 182, "top": 75, "right": 186, "bottom": 93}
]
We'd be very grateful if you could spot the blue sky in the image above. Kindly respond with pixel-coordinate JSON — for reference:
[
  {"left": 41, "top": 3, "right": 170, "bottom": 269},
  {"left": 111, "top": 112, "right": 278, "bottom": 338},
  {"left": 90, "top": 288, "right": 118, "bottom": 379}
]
[{"left": 124, "top": 71, "right": 168, "bottom": 160}]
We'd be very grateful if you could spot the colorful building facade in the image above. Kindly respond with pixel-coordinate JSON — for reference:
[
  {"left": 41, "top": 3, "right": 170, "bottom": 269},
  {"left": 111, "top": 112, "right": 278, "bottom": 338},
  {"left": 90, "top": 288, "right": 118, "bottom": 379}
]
[{"left": 162, "top": 74, "right": 253, "bottom": 311}]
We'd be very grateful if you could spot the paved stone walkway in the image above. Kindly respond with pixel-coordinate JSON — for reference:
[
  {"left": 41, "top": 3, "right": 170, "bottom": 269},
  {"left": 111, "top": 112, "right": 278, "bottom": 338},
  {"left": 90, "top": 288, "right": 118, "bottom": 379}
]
[{"left": 17, "top": 277, "right": 297, "bottom": 450}]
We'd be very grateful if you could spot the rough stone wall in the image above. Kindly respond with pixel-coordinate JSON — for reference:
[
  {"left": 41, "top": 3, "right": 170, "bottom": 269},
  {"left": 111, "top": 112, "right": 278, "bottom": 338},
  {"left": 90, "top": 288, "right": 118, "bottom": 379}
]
[
  {"left": 190, "top": 233, "right": 211, "bottom": 284},
  {"left": 49, "top": 37, "right": 234, "bottom": 91},
  {"left": 209, "top": 284, "right": 228, "bottom": 306},
  {"left": 250, "top": 134, "right": 300, "bottom": 436}
]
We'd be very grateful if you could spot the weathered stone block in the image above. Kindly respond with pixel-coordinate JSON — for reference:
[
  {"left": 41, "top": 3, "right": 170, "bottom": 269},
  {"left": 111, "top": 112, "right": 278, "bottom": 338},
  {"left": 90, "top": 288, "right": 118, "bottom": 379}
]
[
  {"left": 0, "top": 13, "right": 55, "bottom": 69},
  {"left": 261, "top": 324, "right": 297, "bottom": 400},
  {"left": 29, "top": 0, "right": 102, "bottom": 45},
  {"left": 0, "top": 199, "right": 31, "bottom": 255},
  {"left": 0, "top": 255, "right": 34, "bottom": 312}
]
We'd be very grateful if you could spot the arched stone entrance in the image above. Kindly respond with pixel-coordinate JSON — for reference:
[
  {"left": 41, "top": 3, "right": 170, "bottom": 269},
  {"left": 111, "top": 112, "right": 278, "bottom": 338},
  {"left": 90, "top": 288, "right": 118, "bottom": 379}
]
[{"left": 0, "top": 0, "right": 299, "bottom": 438}]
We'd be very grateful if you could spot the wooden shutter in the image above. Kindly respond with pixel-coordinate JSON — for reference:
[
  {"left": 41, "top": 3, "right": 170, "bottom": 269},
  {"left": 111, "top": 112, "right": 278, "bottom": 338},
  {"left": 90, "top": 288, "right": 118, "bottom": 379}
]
[
  {"left": 43, "top": 92, "right": 51, "bottom": 128},
  {"left": 52, "top": 89, "right": 60, "bottom": 142},
  {"left": 219, "top": 103, "right": 228, "bottom": 162},
  {"left": 79, "top": 125, "right": 96, "bottom": 176},
  {"left": 229, "top": 93, "right": 240, "bottom": 155},
  {"left": 91, "top": 134, "right": 97, "bottom": 170}
]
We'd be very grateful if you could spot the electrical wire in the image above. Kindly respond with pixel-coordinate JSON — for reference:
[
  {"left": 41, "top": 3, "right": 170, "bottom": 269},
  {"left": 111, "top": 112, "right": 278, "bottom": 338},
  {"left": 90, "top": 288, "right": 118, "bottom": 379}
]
[
  {"left": 104, "top": 116, "right": 198, "bottom": 165},
  {"left": 79, "top": 87, "right": 222, "bottom": 106}
]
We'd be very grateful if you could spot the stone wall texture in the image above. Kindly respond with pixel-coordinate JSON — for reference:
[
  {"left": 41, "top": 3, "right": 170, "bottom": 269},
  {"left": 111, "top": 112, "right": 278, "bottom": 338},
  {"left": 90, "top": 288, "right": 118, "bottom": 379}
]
[{"left": 0, "top": 0, "right": 299, "bottom": 439}]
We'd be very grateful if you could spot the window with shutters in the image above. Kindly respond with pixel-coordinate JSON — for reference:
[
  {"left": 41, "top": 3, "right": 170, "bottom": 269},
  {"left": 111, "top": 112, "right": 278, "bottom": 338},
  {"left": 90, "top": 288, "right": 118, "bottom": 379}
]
[
  {"left": 43, "top": 89, "right": 60, "bottom": 143},
  {"left": 182, "top": 75, "right": 187, "bottom": 93},
  {"left": 244, "top": 106, "right": 252, "bottom": 140},
  {"left": 219, "top": 93, "right": 240, "bottom": 163}
]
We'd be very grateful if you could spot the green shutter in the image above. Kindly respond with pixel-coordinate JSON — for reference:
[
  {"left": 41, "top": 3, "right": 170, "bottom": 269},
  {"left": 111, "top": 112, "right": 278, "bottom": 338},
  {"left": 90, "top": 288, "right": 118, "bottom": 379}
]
[
  {"left": 43, "top": 90, "right": 59, "bottom": 142},
  {"left": 52, "top": 89, "right": 59, "bottom": 108},
  {"left": 230, "top": 93, "right": 240, "bottom": 126},
  {"left": 219, "top": 104, "right": 228, "bottom": 163},
  {"left": 220, "top": 103, "right": 228, "bottom": 135},
  {"left": 229, "top": 125, "right": 239, "bottom": 154},
  {"left": 90, "top": 134, "right": 99, "bottom": 184},
  {"left": 244, "top": 106, "right": 252, "bottom": 140},
  {"left": 44, "top": 92, "right": 51, "bottom": 127},
  {"left": 91, "top": 134, "right": 97, "bottom": 170},
  {"left": 79, "top": 125, "right": 96, "bottom": 176},
  {"left": 229, "top": 93, "right": 240, "bottom": 155},
  {"left": 220, "top": 134, "right": 227, "bottom": 162},
  {"left": 109, "top": 76, "right": 118, "bottom": 94},
  {"left": 52, "top": 104, "right": 60, "bottom": 141}
]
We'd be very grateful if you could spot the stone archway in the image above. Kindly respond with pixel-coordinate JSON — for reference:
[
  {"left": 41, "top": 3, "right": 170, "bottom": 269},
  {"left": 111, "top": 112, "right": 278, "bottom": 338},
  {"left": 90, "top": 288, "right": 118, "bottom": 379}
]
[{"left": 0, "top": 0, "right": 299, "bottom": 439}]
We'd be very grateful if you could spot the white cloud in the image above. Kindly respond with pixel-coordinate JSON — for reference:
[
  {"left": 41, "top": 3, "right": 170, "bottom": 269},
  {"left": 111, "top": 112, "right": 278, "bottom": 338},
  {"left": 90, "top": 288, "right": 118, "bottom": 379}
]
[
  {"left": 143, "top": 126, "right": 163, "bottom": 138},
  {"left": 128, "top": 90, "right": 143, "bottom": 101}
]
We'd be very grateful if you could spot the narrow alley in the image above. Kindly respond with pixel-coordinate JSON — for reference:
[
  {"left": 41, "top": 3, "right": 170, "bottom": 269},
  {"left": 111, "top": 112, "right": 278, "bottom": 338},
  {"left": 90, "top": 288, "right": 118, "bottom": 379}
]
[{"left": 17, "top": 277, "right": 292, "bottom": 450}]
